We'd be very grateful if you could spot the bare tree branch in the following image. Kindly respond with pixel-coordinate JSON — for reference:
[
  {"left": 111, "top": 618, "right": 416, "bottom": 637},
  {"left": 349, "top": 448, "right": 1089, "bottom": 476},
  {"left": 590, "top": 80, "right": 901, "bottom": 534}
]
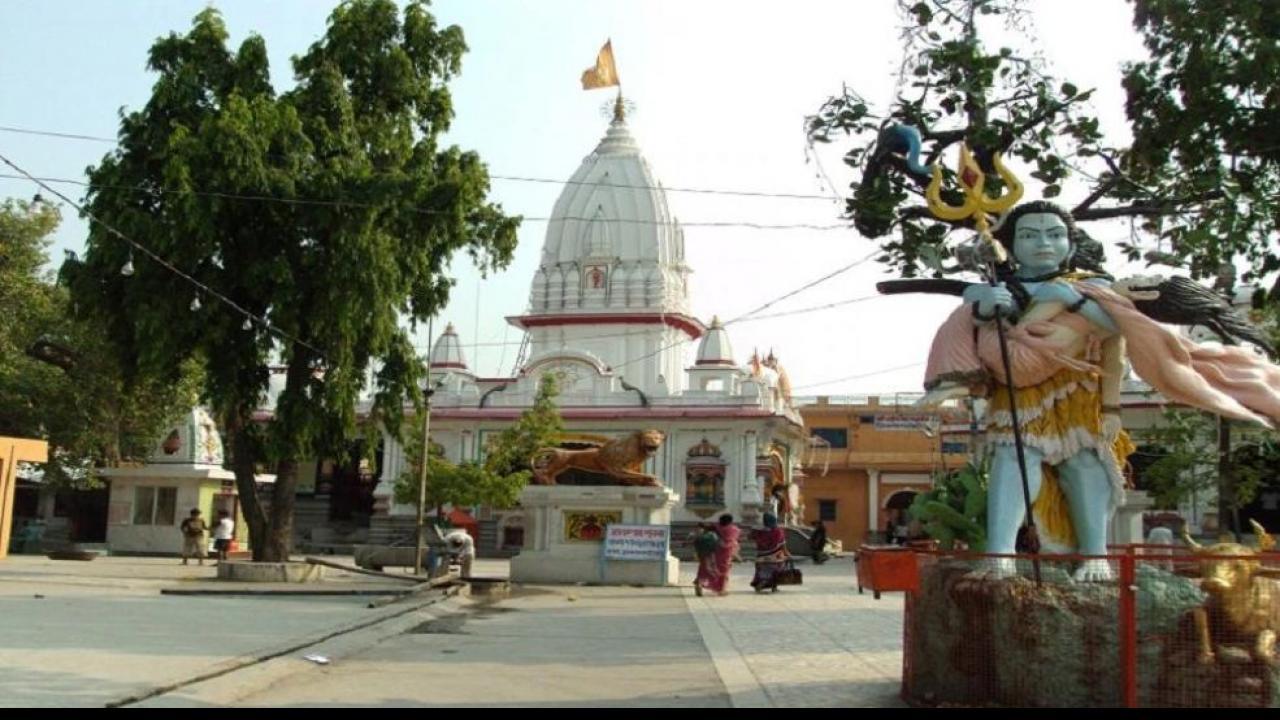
[
  {"left": 922, "top": 127, "right": 968, "bottom": 168},
  {"left": 1074, "top": 190, "right": 1225, "bottom": 221},
  {"left": 1073, "top": 175, "right": 1121, "bottom": 215},
  {"left": 997, "top": 99, "right": 1077, "bottom": 152},
  {"left": 989, "top": 91, "right": 1039, "bottom": 108},
  {"left": 1100, "top": 150, "right": 1157, "bottom": 196},
  {"left": 900, "top": 205, "right": 970, "bottom": 226},
  {"left": 925, "top": 128, "right": 967, "bottom": 145},
  {"left": 927, "top": 0, "right": 969, "bottom": 26},
  {"left": 880, "top": 154, "right": 934, "bottom": 191}
]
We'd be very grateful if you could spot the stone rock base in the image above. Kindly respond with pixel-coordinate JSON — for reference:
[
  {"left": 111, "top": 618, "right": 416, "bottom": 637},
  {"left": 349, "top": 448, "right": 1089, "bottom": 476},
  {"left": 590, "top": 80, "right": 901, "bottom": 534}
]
[
  {"left": 216, "top": 561, "right": 326, "bottom": 583},
  {"left": 510, "top": 484, "right": 680, "bottom": 586}
]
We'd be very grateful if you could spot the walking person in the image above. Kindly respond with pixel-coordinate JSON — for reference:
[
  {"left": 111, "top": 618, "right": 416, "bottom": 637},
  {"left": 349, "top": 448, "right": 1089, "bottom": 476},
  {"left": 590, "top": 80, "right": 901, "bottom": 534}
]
[
  {"left": 691, "top": 522, "right": 719, "bottom": 597},
  {"left": 694, "top": 514, "right": 740, "bottom": 596},
  {"left": 750, "top": 513, "right": 791, "bottom": 593}
]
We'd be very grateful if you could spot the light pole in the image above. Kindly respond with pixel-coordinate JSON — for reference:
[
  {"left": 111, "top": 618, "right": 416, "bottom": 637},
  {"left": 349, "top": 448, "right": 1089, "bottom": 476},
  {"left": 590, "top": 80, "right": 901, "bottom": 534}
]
[
  {"left": 964, "top": 397, "right": 981, "bottom": 465},
  {"left": 414, "top": 317, "right": 435, "bottom": 576},
  {"left": 922, "top": 417, "right": 942, "bottom": 477}
]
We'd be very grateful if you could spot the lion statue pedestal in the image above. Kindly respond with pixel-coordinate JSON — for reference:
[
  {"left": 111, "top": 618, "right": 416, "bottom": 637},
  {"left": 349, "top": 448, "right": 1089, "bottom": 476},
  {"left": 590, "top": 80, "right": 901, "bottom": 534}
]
[{"left": 510, "top": 484, "right": 681, "bottom": 586}]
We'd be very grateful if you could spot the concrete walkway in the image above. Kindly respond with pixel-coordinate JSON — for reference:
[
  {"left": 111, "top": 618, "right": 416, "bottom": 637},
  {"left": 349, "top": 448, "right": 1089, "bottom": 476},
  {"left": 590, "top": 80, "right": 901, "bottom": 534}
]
[
  {"left": 685, "top": 558, "right": 906, "bottom": 707},
  {"left": 194, "top": 557, "right": 905, "bottom": 707},
  {"left": 0, "top": 555, "right": 451, "bottom": 707},
  {"left": 1, "top": 554, "right": 907, "bottom": 707},
  {"left": 224, "top": 582, "right": 731, "bottom": 707}
]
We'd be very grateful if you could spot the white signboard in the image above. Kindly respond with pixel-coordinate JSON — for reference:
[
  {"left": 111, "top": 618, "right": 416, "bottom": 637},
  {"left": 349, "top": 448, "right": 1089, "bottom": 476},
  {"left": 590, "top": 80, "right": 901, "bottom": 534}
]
[
  {"left": 874, "top": 414, "right": 932, "bottom": 430},
  {"left": 603, "top": 524, "right": 670, "bottom": 561}
]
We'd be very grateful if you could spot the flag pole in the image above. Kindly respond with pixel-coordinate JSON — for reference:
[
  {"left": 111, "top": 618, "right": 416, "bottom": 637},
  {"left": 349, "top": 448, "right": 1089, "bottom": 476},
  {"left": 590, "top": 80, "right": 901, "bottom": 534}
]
[{"left": 613, "top": 41, "right": 623, "bottom": 122}]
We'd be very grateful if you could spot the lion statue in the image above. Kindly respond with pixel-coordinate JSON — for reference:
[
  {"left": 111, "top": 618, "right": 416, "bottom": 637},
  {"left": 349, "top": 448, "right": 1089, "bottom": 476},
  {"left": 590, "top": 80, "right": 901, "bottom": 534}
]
[{"left": 530, "top": 430, "right": 666, "bottom": 487}]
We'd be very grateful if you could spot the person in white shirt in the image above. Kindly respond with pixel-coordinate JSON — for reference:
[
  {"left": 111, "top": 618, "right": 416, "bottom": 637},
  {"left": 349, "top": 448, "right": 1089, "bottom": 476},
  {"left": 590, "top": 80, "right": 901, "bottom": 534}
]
[
  {"left": 443, "top": 528, "right": 475, "bottom": 578},
  {"left": 212, "top": 510, "right": 235, "bottom": 562}
]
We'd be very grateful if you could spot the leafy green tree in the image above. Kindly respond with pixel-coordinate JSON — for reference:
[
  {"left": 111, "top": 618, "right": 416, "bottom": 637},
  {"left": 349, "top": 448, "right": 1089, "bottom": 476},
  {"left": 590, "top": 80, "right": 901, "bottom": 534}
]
[
  {"left": 0, "top": 201, "right": 62, "bottom": 453},
  {"left": 1121, "top": 0, "right": 1280, "bottom": 290},
  {"left": 395, "top": 375, "right": 563, "bottom": 511},
  {"left": 0, "top": 199, "right": 200, "bottom": 486},
  {"left": 808, "top": 0, "right": 1112, "bottom": 276},
  {"left": 1133, "top": 409, "right": 1218, "bottom": 509},
  {"left": 393, "top": 447, "right": 514, "bottom": 513},
  {"left": 70, "top": 2, "right": 519, "bottom": 559},
  {"left": 807, "top": 0, "right": 1262, "bottom": 282},
  {"left": 1135, "top": 408, "right": 1272, "bottom": 528},
  {"left": 1118, "top": 0, "right": 1280, "bottom": 534},
  {"left": 481, "top": 374, "right": 564, "bottom": 482}
]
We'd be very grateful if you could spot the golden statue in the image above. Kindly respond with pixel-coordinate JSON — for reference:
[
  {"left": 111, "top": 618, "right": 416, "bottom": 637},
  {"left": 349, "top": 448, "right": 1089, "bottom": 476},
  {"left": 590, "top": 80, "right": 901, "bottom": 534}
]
[
  {"left": 1183, "top": 520, "right": 1280, "bottom": 665},
  {"left": 530, "top": 430, "right": 665, "bottom": 487}
]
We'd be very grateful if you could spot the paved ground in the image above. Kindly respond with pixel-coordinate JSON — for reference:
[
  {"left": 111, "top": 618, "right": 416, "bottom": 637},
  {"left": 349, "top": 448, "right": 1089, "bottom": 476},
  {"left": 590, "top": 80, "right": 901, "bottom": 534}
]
[
  {"left": 225, "top": 557, "right": 904, "bottom": 707},
  {"left": 685, "top": 559, "right": 905, "bottom": 707},
  {"left": 227, "top": 583, "right": 732, "bottom": 707},
  {"left": 0, "top": 554, "right": 906, "bottom": 707},
  {"left": 0, "top": 555, "right": 455, "bottom": 707}
]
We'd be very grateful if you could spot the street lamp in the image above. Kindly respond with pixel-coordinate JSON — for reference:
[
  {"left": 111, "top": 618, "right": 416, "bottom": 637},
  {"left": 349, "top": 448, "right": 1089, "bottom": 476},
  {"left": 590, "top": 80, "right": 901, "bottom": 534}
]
[{"left": 415, "top": 318, "right": 436, "bottom": 576}]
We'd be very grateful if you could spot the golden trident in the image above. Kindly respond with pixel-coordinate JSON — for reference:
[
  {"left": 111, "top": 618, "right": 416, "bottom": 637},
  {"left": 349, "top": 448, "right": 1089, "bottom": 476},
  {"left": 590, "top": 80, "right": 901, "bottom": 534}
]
[{"left": 924, "top": 143, "right": 1024, "bottom": 261}]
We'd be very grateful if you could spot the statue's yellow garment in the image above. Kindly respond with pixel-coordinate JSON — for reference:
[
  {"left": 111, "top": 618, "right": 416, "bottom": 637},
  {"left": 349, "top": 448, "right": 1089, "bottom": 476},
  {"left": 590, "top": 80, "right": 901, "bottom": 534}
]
[{"left": 989, "top": 368, "right": 1134, "bottom": 546}]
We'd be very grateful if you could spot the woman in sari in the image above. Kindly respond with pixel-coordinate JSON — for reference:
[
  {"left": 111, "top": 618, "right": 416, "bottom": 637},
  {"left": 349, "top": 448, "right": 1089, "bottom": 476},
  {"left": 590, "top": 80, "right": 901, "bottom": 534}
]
[
  {"left": 695, "top": 513, "right": 740, "bottom": 596},
  {"left": 692, "top": 522, "right": 717, "bottom": 596},
  {"left": 750, "top": 513, "right": 790, "bottom": 593}
]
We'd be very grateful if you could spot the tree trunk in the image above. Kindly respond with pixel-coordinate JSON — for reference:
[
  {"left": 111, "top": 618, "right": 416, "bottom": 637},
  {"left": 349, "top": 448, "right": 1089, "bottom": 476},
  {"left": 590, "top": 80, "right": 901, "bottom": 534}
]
[
  {"left": 264, "top": 457, "right": 299, "bottom": 561},
  {"left": 1218, "top": 417, "right": 1236, "bottom": 539},
  {"left": 963, "top": 1, "right": 989, "bottom": 135},
  {"left": 256, "top": 345, "right": 314, "bottom": 561},
  {"left": 226, "top": 410, "right": 269, "bottom": 560}
]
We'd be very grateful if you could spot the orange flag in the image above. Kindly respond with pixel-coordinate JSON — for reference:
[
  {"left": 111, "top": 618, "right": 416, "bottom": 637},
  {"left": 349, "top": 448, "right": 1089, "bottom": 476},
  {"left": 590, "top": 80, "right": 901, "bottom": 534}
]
[{"left": 581, "top": 40, "right": 620, "bottom": 90}]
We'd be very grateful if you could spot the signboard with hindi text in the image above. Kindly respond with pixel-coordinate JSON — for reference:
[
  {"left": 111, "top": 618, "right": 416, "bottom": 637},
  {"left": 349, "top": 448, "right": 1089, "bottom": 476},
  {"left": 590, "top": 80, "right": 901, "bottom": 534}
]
[
  {"left": 873, "top": 414, "right": 932, "bottom": 430},
  {"left": 603, "top": 524, "right": 670, "bottom": 561}
]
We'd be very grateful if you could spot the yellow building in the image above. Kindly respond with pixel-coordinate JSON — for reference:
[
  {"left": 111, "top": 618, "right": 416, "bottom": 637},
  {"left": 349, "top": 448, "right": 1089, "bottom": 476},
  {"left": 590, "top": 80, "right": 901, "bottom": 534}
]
[
  {"left": 1, "top": 436, "right": 48, "bottom": 560},
  {"left": 798, "top": 396, "right": 971, "bottom": 550}
]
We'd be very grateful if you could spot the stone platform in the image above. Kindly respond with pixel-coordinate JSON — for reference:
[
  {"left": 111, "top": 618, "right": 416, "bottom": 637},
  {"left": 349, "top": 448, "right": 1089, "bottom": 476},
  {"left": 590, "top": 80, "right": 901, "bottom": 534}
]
[
  {"left": 510, "top": 485, "right": 680, "bottom": 586},
  {"left": 216, "top": 561, "right": 326, "bottom": 583}
]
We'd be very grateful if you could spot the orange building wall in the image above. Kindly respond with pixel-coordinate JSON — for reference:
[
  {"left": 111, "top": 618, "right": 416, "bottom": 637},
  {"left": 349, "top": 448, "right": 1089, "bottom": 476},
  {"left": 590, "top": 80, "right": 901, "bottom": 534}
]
[
  {"left": 799, "top": 398, "right": 970, "bottom": 549},
  {"left": 800, "top": 468, "right": 868, "bottom": 549}
]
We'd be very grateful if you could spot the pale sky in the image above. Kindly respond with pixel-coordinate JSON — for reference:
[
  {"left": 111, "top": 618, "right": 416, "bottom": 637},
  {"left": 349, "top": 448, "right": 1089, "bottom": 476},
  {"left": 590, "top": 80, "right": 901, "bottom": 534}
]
[{"left": 0, "top": 0, "right": 1149, "bottom": 396}]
